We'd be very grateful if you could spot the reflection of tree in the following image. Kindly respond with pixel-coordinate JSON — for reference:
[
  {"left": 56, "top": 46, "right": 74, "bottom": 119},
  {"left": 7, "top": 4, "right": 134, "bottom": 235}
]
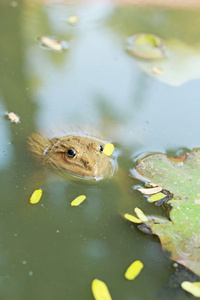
[{"left": 106, "top": 6, "right": 200, "bottom": 44}]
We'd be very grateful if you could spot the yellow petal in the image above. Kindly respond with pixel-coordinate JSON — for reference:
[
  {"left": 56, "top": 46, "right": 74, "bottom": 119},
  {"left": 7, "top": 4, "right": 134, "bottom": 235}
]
[
  {"left": 134, "top": 207, "right": 148, "bottom": 222},
  {"left": 124, "top": 213, "right": 143, "bottom": 224},
  {"left": 68, "top": 14, "right": 79, "bottom": 25},
  {"left": 91, "top": 279, "right": 112, "bottom": 300},
  {"left": 71, "top": 195, "right": 86, "bottom": 206},
  {"left": 30, "top": 189, "right": 42, "bottom": 204},
  {"left": 181, "top": 281, "right": 200, "bottom": 297},
  {"left": 125, "top": 260, "right": 143, "bottom": 280},
  {"left": 103, "top": 143, "right": 114, "bottom": 157},
  {"left": 148, "top": 192, "right": 166, "bottom": 203}
]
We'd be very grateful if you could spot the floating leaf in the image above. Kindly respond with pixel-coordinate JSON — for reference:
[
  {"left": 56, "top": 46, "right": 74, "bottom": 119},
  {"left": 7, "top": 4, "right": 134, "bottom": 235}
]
[
  {"left": 91, "top": 279, "right": 112, "bottom": 300},
  {"left": 125, "top": 260, "right": 143, "bottom": 280},
  {"left": 7, "top": 112, "right": 20, "bottom": 124},
  {"left": 135, "top": 148, "right": 200, "bottom": 276},
  {"left": 148, "top": 192, "right": 167, "bottom": 203},
  {"left": 127, "top": 33, "right": 166, "bottom": 60},
  {"left": 181, "top": 281, "right": 200, "bottom": 297},
  {"left": 30, "top": 189, "right": 42, "bottom": 204},
  {"left": 68, "top": 14, "right": 79, "bottom": 25},
  {"left": 124, "top": 213, "right": 143, "bottom": 224},
  {"left": 103, "top": 143, "right": 114, "bottom": 157},
  {"left": 134, "top": 207, "right": 148, "bottom": 222},
  {"left": 138, "top": 39, "right": 200, "bottom": 86},
  {"left": 71, "top": 195, "right": 86, "bottom": 206},
  {"left": 37, "top": 36, "right": 69, "bottom": 52},
  {"left": 137, "top": 186, "right": 162, "bottom": 195}
]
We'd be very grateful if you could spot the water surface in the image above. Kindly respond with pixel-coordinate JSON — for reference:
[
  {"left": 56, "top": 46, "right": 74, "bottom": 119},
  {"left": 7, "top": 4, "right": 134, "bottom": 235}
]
[{"left": 0, "top": 1, "right": 200, "bottom": 299}]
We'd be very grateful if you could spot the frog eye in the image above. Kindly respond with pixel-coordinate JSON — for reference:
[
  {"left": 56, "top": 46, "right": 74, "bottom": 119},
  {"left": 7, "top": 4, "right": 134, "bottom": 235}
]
[
  {"left": 99, "top": 145, "right": 103, "bottom": 153},
  {"left": 67, "top": 148, "right": 76, "bottom": 158}
]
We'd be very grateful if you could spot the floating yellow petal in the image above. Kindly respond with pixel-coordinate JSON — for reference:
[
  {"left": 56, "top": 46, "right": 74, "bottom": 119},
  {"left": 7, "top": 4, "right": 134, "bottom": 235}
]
[
  {"left": 91, "top": 279, "right": 112, "bottom": 300},
  {"left": 148, "top": 192, "right": 166, "bottom": 203},
  {"left": 103, "top": 143, "right": 114, "bottom": 157},
  {"left": 124, "top": 213, "right": 143, "bottom": 224},
  {"left": 134, "top": 207, "right": 148, "bottom": 222},
  {"left": 71, "top": 195, "right": 86, "bottom": 206},
  {"left": 125, "top": 260, "right": 144, "bottom": 280},
  {"left": 181, "top": 281, "right": 200, "bottom": 297},
  {"left": 68, "top": 14, "right": 79, "bottom": 25},
  {"left": 30, "top": 189, "right": 42, "bottom": 204}
]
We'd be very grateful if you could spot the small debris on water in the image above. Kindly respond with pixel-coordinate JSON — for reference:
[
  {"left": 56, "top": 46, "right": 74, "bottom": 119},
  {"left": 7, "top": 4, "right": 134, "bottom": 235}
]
[
  {"left": 37, "top": 36, "right": 69, "bottom": 52},
  {"left": 7, "top": 112, "right": 20, "bottom": 124},
  {"left": 152, "top": 66, "right": 163, "bottom": 74},
  {"left": 137, "top": 186, "right": 162, "bottom": 195}
]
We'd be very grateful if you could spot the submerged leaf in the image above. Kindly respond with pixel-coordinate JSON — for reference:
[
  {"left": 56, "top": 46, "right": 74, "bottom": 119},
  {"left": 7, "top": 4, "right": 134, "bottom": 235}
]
[
  {"left": 181, "top": 281, "right": 200, "bottom": 297},
  {"left": 91, "top": 279, "right": 112, "bottom": 300},
  {"left": 127, "top": 33, "right": 166, "bottom": 60},
  {"left": 71, "top": 195, "right": 86, "bottom": 206},
  {"left": 135, "top": 148, "right": 200, "bottom": 276},
  {"left": 125, "top": 260, "right": 143, "bottom": 280},
  {"left": 103, "top": 143, "right": 114, "bottom": 157},
  {"left": 30, "top": 189, "right": 42, "bottom": 204}
]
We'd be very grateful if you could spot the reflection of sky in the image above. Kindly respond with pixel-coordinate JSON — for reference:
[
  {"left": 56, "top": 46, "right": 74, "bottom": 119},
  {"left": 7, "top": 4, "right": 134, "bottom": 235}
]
[
  {"left": 0, "top": 102, "right": 14, "bottom": 170},
  {"left": 27, "top": 2, "right": 200, "bottom": 158}
]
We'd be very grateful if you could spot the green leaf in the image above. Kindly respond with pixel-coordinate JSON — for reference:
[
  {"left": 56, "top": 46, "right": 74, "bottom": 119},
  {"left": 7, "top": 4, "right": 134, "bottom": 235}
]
[{"left": 135, "top": 148, "right": 200, "bottom": 276}]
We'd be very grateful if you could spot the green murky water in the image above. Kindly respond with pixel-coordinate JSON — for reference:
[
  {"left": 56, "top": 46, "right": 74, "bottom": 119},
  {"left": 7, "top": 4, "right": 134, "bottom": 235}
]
[{"left": 1, "top": 1, "right": 200, "bottom": 299}]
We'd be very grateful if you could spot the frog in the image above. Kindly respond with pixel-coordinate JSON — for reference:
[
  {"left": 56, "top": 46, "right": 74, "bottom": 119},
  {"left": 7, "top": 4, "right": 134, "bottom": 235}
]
[{"left": 27, "top": 128, "right": 115, "bottom": 181}]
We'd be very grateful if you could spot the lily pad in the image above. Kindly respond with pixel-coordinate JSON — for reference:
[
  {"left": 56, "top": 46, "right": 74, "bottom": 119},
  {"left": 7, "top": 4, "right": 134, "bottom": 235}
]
[
  {"left": 135, "top": 148, "right": 200, "bottom": 276},
  {"left": 138, "top": 39, "right": 200, "bottom": 86},
  {"left": 127, "top": 33, "right": 166, "bottom": 60}
]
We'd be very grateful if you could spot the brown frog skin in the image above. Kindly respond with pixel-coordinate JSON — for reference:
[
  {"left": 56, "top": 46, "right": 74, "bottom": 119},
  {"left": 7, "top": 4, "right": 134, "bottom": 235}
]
[{"left": 27, "top": 133, "right": 111, "bottom": 180}]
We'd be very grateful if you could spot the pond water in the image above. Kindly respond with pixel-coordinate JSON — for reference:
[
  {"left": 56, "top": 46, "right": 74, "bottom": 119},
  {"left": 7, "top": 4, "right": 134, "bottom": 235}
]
[{"left": 1, "top": 0, "right": 200, "bottom": 299}]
